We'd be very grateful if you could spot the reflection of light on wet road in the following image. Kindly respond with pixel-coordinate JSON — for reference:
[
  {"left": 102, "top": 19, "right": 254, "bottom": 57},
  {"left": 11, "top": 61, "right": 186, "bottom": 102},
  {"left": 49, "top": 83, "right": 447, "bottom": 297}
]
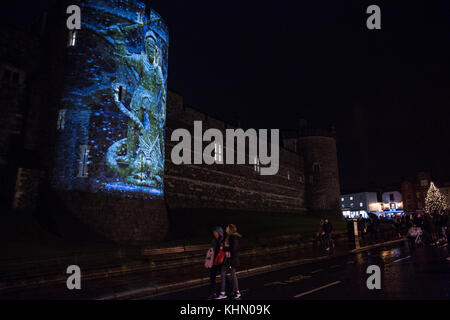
[
  {"left": 355, "top": 253, "right": 364, "bottom": 264},
  {"left": 381, "top": 249, "right": 395, "bottom": 259},
  {"left": 393, "top": 256, "right": 411, "bottom": 263}
]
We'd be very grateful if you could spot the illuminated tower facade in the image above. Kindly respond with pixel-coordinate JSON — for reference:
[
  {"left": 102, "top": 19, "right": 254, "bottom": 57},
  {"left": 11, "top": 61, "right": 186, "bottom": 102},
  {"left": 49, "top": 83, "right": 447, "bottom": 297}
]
[{"left": 49, "top": 0, "right": 169, "bottom": 243}]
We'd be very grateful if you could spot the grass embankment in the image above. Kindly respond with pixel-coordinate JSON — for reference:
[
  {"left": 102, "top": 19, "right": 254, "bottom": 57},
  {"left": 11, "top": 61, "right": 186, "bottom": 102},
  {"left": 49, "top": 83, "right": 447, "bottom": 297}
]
[
  {"left": 0, "top": 210, "right": 138, "bottom": 261},
  {"left": 164, "top": 208, "right": 346, "bottom": 247},
  {"left": 0, "top": 208, "right": 346, "bottom": 260}
]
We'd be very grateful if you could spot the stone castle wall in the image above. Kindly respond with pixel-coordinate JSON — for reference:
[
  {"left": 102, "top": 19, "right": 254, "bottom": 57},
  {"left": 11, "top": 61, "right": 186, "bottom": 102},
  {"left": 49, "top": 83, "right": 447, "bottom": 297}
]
[{"left": 164, "top": 92, "right": 307, "bottom": 213}]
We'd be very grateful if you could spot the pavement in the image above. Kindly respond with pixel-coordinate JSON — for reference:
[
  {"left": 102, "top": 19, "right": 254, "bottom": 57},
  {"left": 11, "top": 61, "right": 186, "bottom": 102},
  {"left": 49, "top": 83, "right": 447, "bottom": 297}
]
[{"left": 150, "top": 241, "right": 450, "bottom": 300}]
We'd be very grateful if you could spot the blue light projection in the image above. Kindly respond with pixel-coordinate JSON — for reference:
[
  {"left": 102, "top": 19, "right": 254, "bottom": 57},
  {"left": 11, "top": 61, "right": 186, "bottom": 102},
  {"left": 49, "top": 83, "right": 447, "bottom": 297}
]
[{"left": 53, "top": 0, "right": 168, "bottom": 199}]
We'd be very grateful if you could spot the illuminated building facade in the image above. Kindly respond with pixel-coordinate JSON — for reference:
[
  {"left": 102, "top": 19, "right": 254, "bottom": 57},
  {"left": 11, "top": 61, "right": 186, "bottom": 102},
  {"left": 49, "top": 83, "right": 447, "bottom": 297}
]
[
  {"left": 341, "top": 190, "right": 404, "bottom": 219},
  {"left": 340, "top": 192, "right": 377, "bottom": 219}
]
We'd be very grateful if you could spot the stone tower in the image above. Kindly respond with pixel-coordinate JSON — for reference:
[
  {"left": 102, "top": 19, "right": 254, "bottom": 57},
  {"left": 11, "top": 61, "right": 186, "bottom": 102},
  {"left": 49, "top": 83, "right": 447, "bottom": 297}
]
[
  {"left": 40, "top": 0, "right": 170, "bottom": 243},
  {"left": 284, "top": 121, "right": 341, "bottom": 214}
]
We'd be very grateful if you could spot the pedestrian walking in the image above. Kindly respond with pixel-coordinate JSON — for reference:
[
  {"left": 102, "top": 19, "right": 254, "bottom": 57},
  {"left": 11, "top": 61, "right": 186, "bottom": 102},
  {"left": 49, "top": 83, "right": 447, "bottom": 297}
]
[
  {"left": 369, "top": 213, "right": 379, "bottom": 241},
  {"left": 393, "top": 215, "right": 401, "bottom": 238},
  {"left": 437, "top": 212, "right": 448, "bottom": 244},
  {"left": 317, "top": 219, "right": 325, "bottom": 248},
  {"left": 323, "top": 218, "right": 333, "bottom": 251},
  {"left": 216, "top": 224, "right": 242, "bottom": 300},
  {"left": 206, "top": 226, "right": 224, "bottom": 299}
]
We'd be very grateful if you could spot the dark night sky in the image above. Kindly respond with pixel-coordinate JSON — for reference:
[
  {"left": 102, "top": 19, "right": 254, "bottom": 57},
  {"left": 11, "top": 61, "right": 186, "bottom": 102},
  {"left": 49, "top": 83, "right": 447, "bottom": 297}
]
[{"left": 2, "top": 0, "right": 450, "bottom": 192}]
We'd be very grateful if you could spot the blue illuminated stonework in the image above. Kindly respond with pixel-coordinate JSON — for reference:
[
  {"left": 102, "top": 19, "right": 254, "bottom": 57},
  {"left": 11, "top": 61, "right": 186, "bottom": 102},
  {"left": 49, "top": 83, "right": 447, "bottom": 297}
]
[{"left": 52, "top": 0, "right": 168, "bottom": 200}]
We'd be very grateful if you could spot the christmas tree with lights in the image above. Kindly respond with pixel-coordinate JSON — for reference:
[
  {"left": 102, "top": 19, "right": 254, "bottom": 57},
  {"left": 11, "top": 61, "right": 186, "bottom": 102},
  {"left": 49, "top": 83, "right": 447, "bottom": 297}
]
[{"left": 425, "top": 181, "right": 447, "bottom": 215}]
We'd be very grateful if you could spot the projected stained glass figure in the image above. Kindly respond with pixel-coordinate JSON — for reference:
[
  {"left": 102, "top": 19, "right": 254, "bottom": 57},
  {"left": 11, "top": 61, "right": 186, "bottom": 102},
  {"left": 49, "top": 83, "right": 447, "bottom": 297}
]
[{"left": 107, "top": 29, "right": 166, "bottom": 189}]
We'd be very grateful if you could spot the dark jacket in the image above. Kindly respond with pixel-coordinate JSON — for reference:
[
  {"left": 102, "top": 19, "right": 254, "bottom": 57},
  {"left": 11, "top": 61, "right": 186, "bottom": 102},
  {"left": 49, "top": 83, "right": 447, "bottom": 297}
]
[
  {"left": 211, "top": 226, "right": 224, "bottom": 259},
  {"left": 224, "top": 235, "right": 240, "bottom": 268},
  {"left": 323, "top": 222, "right": 333, "bottom": 234}
]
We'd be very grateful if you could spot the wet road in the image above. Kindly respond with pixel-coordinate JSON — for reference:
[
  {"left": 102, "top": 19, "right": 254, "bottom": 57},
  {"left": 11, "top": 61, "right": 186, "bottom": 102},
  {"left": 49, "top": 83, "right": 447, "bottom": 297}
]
[{"left": 152, "top": 241, "right": 450, "bottom": 300}]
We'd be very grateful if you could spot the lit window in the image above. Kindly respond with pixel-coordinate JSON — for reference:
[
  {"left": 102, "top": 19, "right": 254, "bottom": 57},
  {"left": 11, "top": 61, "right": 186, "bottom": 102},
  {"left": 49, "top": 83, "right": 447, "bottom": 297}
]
[
  {"left": 254, "top": 156, "right": 260, "bottom": 173},
  {"left": 313, "top": 162, "right": 320, "bottom": 173},
  {"left": 214, "top": 143, "right": 222, "bottom": 163},
  {"left": 77, "top": 145, "right": 90, "bottom": 178},
  {"left": 350, "top": 196, "right": 353, "bottom": 201},
  {"left": 2, "top": 67, "right": 24, "bottom": 85},
  {"left": 68, "top": 30, "right": 77, "bottom": 47},
  {"left": 341, "top": 197, "right": 344, "bottom": 202},
  {"left": 360, "top": 202, "right": 363, "bottom": 207},
  {"left": 57, "top": 109, "right": 67, "bottom": 130}
]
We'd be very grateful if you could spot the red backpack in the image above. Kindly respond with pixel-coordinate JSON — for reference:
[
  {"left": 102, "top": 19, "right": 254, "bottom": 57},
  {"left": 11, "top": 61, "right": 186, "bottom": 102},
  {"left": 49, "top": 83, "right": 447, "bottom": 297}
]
[{"left": 214, "top": 246, "right": 225, "bottom": 265}]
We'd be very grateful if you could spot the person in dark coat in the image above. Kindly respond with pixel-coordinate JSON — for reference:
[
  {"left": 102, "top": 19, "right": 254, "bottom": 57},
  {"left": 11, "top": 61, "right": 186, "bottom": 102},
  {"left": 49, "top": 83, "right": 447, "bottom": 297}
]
[
  {"left": 393, "top": 215, "right": 402, "bottom": 238},
  {"left": 208, "top": 226, "right": 223, "bottom": 299},
  {"left": 322, "top": 218, "right": 333, "bottom": 250},
  {"left": 216, "top": 224, "right": 242, "bottom": 300}
]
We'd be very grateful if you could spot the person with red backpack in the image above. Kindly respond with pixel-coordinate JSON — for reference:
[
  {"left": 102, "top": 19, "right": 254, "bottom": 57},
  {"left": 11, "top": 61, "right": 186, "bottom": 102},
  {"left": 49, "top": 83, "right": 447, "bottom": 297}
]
[
  {"left": 205, "top": 226, "right": 223, "bottom": 300},
  {"left": 216, "top": 224, "right": 242, "bottom": 300}
]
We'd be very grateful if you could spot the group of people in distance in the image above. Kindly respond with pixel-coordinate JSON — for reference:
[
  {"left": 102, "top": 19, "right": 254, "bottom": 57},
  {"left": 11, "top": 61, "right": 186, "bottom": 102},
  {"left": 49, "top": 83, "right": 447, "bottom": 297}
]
[
  {"left": 405, "top": 210, "right": 449, "bottom": 250},
  {"left": 351, "top": 210, "right": 449, "bottom": 250}
]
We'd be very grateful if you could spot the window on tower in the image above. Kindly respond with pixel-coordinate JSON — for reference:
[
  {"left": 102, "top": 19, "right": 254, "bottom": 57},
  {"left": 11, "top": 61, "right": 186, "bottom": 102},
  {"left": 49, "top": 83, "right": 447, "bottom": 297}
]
[
  {"left": 313, "top": 162, "right": 320, "bottom": 173},
  {"left": 68, "top": 30, "right": 77, "bottom": 47}
]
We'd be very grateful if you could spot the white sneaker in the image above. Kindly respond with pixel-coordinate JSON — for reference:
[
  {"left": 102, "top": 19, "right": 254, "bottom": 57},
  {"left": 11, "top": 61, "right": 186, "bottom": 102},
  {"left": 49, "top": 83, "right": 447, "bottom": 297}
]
[
  {"left": 234, "top": 292, "right": 242, "bottom": 300},
  {"left": 215, "top": 292, "right": 227, "bottom": 300}
]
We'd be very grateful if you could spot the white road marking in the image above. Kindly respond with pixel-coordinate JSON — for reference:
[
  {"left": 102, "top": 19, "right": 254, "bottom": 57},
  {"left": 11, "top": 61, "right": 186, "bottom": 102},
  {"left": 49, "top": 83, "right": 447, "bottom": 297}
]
[
  {"left": 294, "top": 281, "right": 342, "bottom": 298},
  {"left": 393, "top": 256, "right": 411, "bottom": 263}
]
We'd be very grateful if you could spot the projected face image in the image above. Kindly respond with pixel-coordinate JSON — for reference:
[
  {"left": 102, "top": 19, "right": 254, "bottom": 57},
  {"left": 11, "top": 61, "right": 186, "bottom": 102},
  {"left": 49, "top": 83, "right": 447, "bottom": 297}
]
[{"left": 53, "top": 0, "right": 168, "bottom": 199}]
